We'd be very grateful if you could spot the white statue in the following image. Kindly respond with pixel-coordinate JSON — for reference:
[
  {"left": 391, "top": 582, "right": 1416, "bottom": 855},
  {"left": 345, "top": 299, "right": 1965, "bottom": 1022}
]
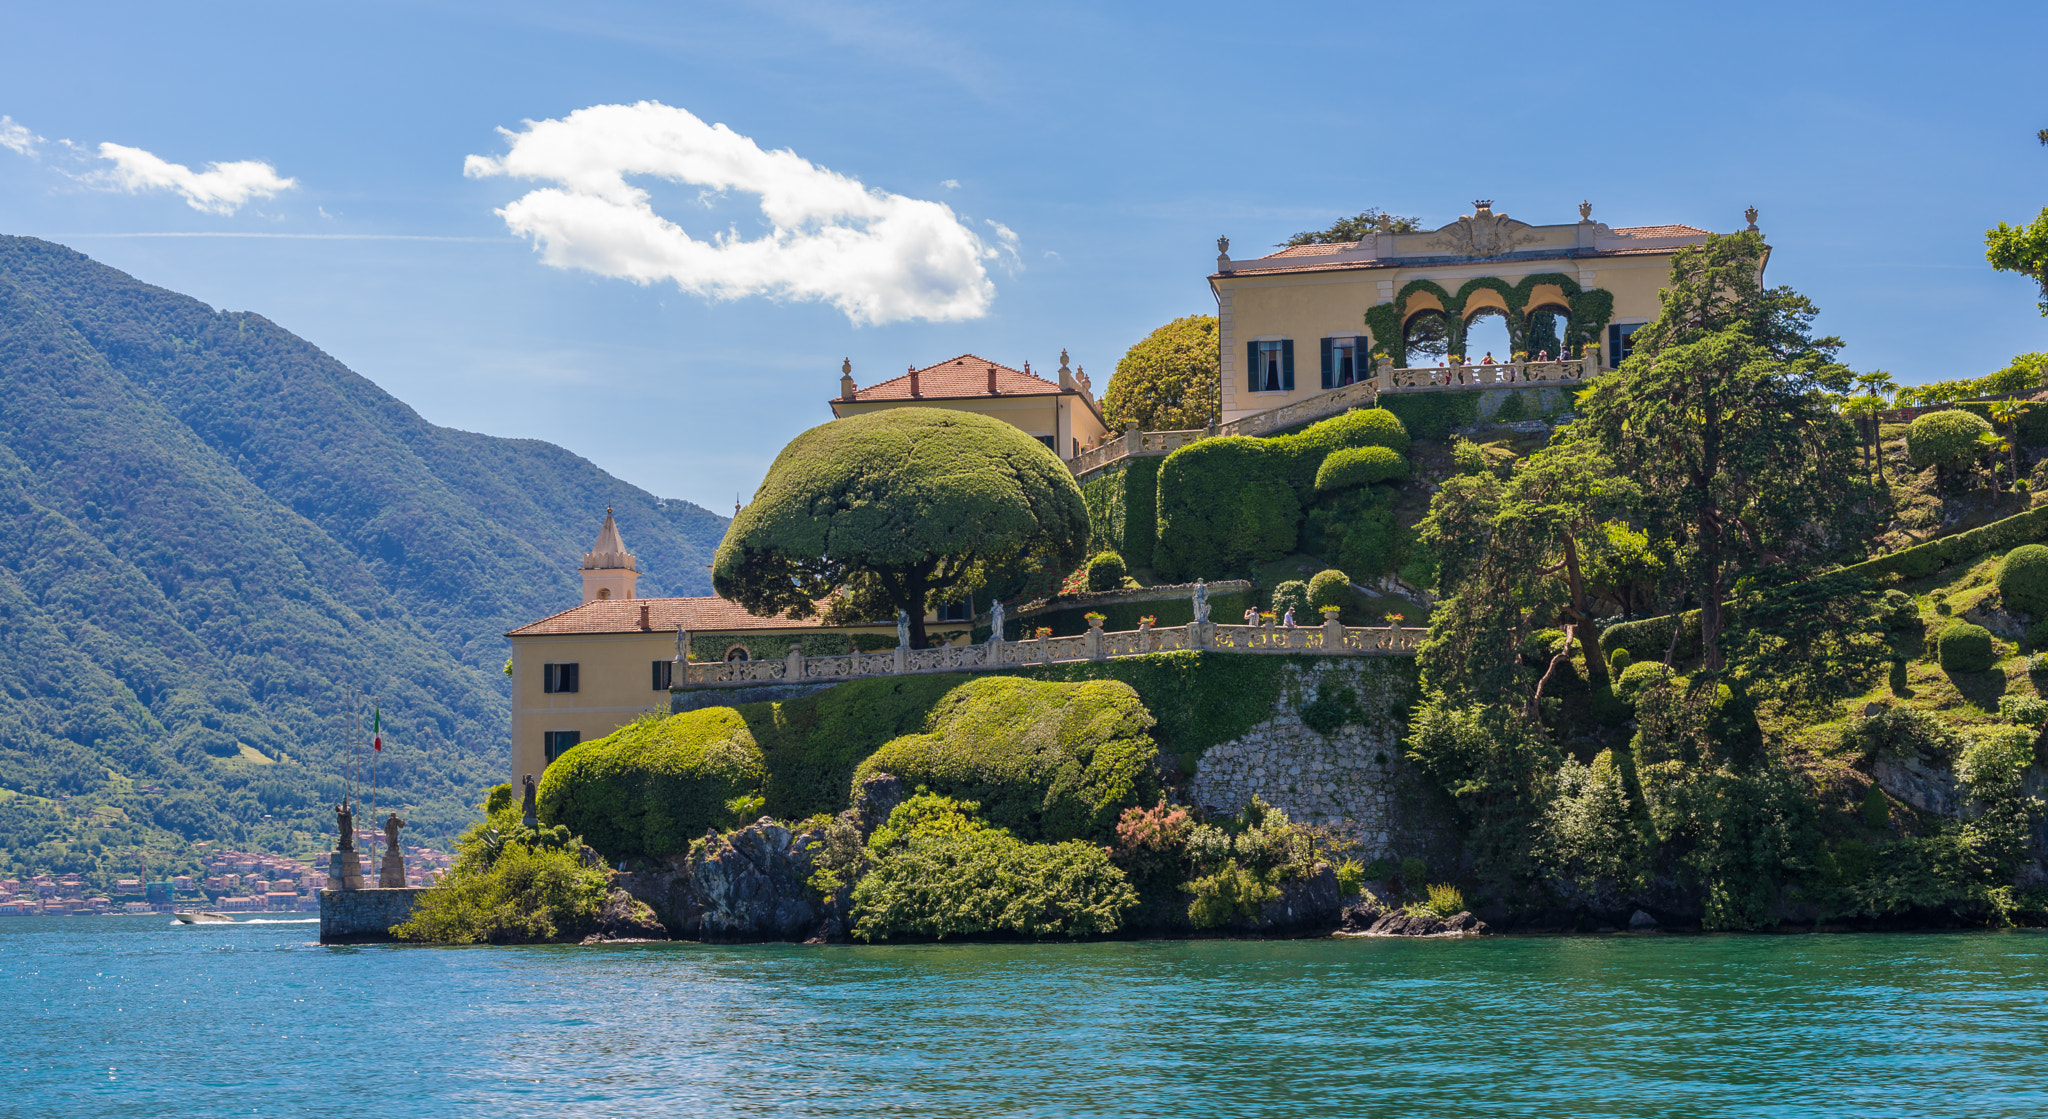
[
  {"left": 1192, "top": 579, "right": 1210, "bottom": 623},
  {"left": 897, "top": 609, "right": 910, "bottom": 649},
  {"left": 989, "top": 599, "right": 1005, "bottom": 642}
]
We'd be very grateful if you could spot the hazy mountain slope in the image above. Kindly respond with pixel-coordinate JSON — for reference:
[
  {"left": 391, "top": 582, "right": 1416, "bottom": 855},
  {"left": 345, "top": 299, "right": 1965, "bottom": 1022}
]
[{"left": 0, "top": 236, "right": 726, "bottom": 870}]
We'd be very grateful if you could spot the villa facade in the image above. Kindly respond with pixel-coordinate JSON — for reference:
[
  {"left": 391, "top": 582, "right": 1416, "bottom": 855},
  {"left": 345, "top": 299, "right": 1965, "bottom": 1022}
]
[
  {"left": 1209, "top": 201, "right": 1761, "bottom": 422},
  {"left": 829, "top": 351, "right": 1110, "bottom": 461}
]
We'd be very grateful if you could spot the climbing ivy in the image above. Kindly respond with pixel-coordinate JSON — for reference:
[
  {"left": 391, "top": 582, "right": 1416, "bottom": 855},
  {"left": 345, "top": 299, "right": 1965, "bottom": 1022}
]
[{"left": 1361, "top": 272, "right": 1616, "bottom": 368}]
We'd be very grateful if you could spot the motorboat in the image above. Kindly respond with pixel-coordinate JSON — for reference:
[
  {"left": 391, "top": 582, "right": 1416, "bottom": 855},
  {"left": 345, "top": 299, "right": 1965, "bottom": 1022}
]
[{"left": 173, "top": 911, "right": 234, "bottom": 924}]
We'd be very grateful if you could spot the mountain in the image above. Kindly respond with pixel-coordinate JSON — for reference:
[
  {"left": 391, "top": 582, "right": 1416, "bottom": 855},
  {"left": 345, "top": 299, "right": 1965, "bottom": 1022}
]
[{"left": 0, "top": 235, "right": 726, "bottom": 879}]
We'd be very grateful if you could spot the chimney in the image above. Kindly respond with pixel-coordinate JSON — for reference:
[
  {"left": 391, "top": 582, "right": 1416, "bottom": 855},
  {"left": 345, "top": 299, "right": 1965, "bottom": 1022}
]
[
  {"left": 638, "top": 603, "right": 651, "bottom": 631},
  {"left": 988, "top": 364, "right": 999, "bottom": 394},
  {"left": 909, "top": 364, "right": 921, "bottom": 397},
  {"left": 839, "top": 357, "right": 855, "bottom": 399}
]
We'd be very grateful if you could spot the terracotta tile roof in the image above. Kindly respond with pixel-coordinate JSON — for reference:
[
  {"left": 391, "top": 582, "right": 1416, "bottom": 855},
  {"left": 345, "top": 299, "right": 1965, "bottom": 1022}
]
[
  {"left": 844, "top": 353, "right": 1067, "bottom": 401},
  {"left": 1609, "top": 224, "right": 1710, "bottom": 238},
  {"left": 507, "top": 595, "right": 848, "bottom": 637},
  {"left": 1267, "top": 242, "right": 1355, "bottom": 257}
]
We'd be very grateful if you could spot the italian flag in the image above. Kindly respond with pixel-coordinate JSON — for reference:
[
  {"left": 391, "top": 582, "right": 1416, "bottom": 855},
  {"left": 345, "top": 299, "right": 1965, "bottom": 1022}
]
[{"left": 373, "top": 708, "right": 382, "bottom": 752}]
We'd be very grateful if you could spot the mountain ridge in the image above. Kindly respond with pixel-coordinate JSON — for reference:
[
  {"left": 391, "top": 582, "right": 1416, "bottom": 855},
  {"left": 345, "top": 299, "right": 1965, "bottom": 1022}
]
[{"left": 0, "top": 235, "right": 725, "bottom": 877}]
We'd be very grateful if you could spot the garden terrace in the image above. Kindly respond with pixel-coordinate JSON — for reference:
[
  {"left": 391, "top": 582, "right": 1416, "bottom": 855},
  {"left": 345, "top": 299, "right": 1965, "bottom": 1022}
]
[{"left": 1069, "top": 354, "right": 1593, "bottom": 479}]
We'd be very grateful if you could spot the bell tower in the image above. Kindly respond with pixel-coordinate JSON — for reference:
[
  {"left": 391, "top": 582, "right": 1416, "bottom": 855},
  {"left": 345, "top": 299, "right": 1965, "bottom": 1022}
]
[{"left": 580, "top": 507, "right": 638, "bottom": 603}]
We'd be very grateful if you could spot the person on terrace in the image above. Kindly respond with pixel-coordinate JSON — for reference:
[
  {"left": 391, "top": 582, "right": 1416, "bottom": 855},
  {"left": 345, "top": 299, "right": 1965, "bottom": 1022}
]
[{"left": 1282, "top": 607, "right": 1297, "bottom": 628}]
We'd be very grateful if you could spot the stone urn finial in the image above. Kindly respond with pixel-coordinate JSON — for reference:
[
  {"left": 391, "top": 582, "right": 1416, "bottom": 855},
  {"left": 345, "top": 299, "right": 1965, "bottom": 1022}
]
[
  {"left": 1216, "top": 234, "right": 1229, "bottom": 255},
  {"left": 1745, "top": 205, "right": 1760, "bottom": 232},
  {"left": 1578, "top": 199, "right": 1592, "bottom": 221}
]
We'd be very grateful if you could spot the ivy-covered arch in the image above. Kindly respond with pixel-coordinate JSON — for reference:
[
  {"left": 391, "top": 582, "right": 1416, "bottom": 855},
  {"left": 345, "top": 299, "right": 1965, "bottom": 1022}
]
[{"left": 1361, "top": 272, "right": 1616, "bottom": 368}]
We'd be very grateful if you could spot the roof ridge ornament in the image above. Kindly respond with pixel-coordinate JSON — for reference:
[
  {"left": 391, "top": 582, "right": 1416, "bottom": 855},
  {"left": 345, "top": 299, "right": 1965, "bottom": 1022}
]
[
  {"left": 1578, "top": 200, "right": 1593, "bottom": 221},
  {"left": 1745, "top": 206, "right": 1760, "bottom": 232}
]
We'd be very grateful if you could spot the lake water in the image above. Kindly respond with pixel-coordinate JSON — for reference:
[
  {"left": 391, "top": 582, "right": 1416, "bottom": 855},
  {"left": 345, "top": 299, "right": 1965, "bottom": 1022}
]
[{"left": 4, "top": 916, "right": 2045, "bottom": 1118}]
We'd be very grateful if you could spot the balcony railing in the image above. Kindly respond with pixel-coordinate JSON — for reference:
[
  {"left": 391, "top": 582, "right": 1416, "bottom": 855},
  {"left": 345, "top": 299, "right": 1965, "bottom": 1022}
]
[{"left": 672, "top": 617, "right": 1421, "bottom": 691}]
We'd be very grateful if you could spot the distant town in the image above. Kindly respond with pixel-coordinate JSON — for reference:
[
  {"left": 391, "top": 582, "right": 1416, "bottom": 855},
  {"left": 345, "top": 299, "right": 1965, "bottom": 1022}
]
[{"left": 0, "top": 840, "right": 453, "bottom": 916}]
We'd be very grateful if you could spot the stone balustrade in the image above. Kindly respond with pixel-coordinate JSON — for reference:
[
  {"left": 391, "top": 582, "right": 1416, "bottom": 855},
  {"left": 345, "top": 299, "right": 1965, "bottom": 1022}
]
[
  {"left": 673, "top": 617, "right": 1421, "bottom": 691},
  {"left": 1071, "top": 355, "right": 1595, "bottom": 478}
]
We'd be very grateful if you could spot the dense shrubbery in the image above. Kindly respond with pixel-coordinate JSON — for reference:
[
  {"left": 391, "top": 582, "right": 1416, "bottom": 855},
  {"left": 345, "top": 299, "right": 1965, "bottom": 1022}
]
[
  {"left": 1907, "top": 409, "right": 1993, "bottom": 470},
  {"left": 852, "top": 676, "right": 1161, "bottom": 842},
  {"left": 848, "top": 794, "right": 1137, "bottom": 941},
  {"left": 1937, "top": 622, "right": 1997, "bottom": 673},
  {"left": 1998, "top": 544, "right": 2048, "bottom": 617},
  {"left": 1302, "top": 484, "right": 1410, "bottom": 581},
  {"left": 393, "top": 786, "right": 611, "bottom": 944},
  {"left": 1086, "top": 550, "right": 1128, "bottom": 592},
  {"left": 1315, "top": 445, "right": 1407, "bottom": 491},
  {"left": 1270, "top": 580, "right": 1311, "bottom": 620},
  {"left": 1307, "top": 568, "right": 1350, "bottom": 610},
  {"left": 537, "top": 710, "right": 767, "bottom": 860},
  {"left": 1154, "top": 409, "right": 1408, "bottom": 580}
]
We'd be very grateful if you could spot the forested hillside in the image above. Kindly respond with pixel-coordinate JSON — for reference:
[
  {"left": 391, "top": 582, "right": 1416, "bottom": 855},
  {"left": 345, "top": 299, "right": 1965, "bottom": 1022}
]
[{"left": 0, "top": 236, "right": 726, "bottom": 878}]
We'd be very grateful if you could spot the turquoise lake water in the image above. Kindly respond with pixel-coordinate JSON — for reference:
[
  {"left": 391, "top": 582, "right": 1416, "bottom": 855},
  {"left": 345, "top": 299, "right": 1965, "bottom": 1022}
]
[{"left": 4, "top": 916, "right": 2045, "bottom": 1118}]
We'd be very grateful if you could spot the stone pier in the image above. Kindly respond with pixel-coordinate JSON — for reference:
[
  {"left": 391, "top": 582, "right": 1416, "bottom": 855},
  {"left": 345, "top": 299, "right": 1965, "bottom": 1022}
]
[{"left": 319, "top": 887, "right": 425, "bottom": 944}]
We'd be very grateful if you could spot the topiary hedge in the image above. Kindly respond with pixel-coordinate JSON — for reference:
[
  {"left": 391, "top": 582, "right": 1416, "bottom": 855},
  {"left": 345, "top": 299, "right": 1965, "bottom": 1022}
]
[
  {"left": 536, "top": 709, "right": 767, "bottom": 861},
  {"left": 1840, "top": 504, "right": 2048, "bottom": 581},
  {"left": 1599, "top": 610, "right": 1705, "bottom": 663},
  {"left": 1307, "top": 568, "right": 1350, "bottom": 609},
  {"left": 1079, "top": 456, "right": 1161, "bottom": 572},
  {"left": 1378, "top": 392, "right": 1481, "bottom": 441},
  {"left": 1936, "top": 622, "right": 1997, "bottom": 674},
  {"left": 1087, "top": 550, "right": 1128, "bottom": 592},
  {"left": 1907, "top": 409, "right": 1993, "bottom": 470},
  {"left": 1997, "top": 544, "right": 2048, "bottom": 617},
  {"left": 1154, "top": 409, "right": 1408, "bottom": 581},
  {"left": 1270, "top": 580, "right": 1311, "bottom": 620},
  {"left": 1315, "top": 445, "right": 1407, "bottom": 491},
  {"left": 853, "top": 676, "right": 1162, "bottom": 842}
]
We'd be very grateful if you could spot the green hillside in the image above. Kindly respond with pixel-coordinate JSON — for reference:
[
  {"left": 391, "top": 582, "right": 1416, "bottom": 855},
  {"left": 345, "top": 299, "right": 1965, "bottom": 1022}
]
[{"left": 0, "top": 236, "right": 727, "bottom": 884}]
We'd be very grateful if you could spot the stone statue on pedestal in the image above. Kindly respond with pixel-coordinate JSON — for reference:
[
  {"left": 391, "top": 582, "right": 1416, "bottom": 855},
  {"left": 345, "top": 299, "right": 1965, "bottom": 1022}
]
[
  {"left": 896, "top": 609, "right": 910, "bottom": 650},
  {"left": 1192, "top": 579, "right": 1210, "bottom": 623},
  {"left": 378, "top": 813, "right": 407, "bottom": 888},
  {"left": 326, "top": 800, "right": 366, "bottom": 891},
  {"left": 989, "top": 599, "right": 1005, "bottom": 643},
  {"left": 521, "top": 774, "right": 538, "bottom": 829}
]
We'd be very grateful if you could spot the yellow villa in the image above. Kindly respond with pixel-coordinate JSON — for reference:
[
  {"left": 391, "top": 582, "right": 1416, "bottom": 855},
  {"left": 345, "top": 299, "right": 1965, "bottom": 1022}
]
[
  {"left": 1209, "top": 200, "right": 1762, "bottom": 422},
  {"left": 830, "top": 351, "right": 1110, "bottom": 461}
]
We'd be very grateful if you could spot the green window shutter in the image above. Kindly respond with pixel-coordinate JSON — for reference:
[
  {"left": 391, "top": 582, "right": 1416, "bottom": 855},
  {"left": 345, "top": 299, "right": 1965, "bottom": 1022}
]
[
  {"left": 1320, "top": 338, "right": 1333, "bottom": 390},
  {"left": 1281, "top": 340, "right": 1295, "bottom": 390},
  {"left": 1247, "top": 341, "right": 1259, "bottom": 392}
]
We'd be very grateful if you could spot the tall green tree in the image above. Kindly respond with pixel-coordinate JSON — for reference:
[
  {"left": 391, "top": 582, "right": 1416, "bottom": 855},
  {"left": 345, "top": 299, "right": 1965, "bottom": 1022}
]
[
  {"left": 1577, "top": 232, "right": 1858, "bottom": 671},
  {"left": 1986, "top": 208, "right": 2048, "bottom": 316},
  {"left": 712, "top": 409, "right": 1091, "bottom": 650},
  {"left": 1102, "top": 315, "right": 1221, "bottom": 432},
  {"left": 1281, "top": 208, "right": 1425, "bottom": 246},
  {"left": 1851, "top": 370, "right": 1896, "bottom": 481}
]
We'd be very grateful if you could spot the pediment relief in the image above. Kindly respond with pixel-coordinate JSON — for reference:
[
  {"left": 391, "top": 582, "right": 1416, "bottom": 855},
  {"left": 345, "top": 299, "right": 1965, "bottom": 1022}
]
[{"left": 1422, "top": 203, "right": 1545, "bottom": 259}]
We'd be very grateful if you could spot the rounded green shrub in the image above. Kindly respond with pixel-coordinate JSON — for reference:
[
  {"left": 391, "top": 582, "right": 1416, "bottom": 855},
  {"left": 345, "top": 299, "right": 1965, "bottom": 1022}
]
[
  {"left": 1615, "top": 660, "right": 1674, "bottom": 705},
  {"left": 536, "top": 709, "right": 767, "bottom": 860},
  {"left": 1086, "top": 550, "right": 1128, "bottom": 592},
  {"left": 1315, "top": 445, "right": 1408, "bottom": 492},
  {"left": 1288, "top": 406, "right": 1411, "bottom": 459},
  {"left": 1609, "top": 647, "right": 1633, "bottom": 672},
  {"left": 852, "top": 676, "right": 1161, "bottom": 842},
  {"left": 1271, "top": 580, "right": 1311, "bottom": 620},
  {"left": 1307, "top": 568, "right": 1350, "bottom": 610},
  {"left": 1997, "top": 544, "right": 2048, "bottom": 617},
  {"left": 1936, "top": 622, "right": 1997, "bottom": 674},
  {"left": 1879, "top": 588, "right": 1919, "bottom": 630},
  {"left": 1907, "top": 409, "right": 1993, "bottom": 470}
]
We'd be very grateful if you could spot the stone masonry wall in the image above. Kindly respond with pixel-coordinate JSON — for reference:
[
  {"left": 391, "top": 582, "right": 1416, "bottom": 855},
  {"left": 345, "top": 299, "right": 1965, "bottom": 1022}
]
[
  {"left": 1189, "top": 657, "right": 1454, "bottom": 866},
  {"left": 319, "top": 887, "right": 424, "bottom": 944}
]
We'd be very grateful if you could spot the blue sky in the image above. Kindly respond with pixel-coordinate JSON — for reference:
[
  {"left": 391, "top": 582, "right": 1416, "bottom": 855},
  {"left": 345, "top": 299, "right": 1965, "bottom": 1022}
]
[{"left": 2, "top": 1, "right": 2044, "bottom": 512}]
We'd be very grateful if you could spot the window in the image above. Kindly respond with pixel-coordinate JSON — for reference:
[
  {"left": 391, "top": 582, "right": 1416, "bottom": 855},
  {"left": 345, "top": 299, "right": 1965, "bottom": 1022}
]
[
  {"left": 936, "top": 600, "right": 970, "bottom": 622},
  {"left": 1321, "top": 337, "right": 1362, "bottom": 389},
  {"left": 595, "top": 587, "right": 610, "bottom": 600},
  {"left": 1246, "top": 339, "right": 1293, "bottom": 392},
  {"left": 542, "top": 662, "right": 580, "bottom": 693},
  {"left": 1035, "top": 435, "right": 1056, "bottom": 452},
  {"left": 724, "top": 645, "right": 750, "bottom": 662},
  {"left": 543, "top": 730, "right": 580, "bottom": 765},
  {"left": 1608, "top": 323, "right": 1644, "bottom": 367},
  {"left": 651, "top": 659, "right": 673, "bottom": 690}
]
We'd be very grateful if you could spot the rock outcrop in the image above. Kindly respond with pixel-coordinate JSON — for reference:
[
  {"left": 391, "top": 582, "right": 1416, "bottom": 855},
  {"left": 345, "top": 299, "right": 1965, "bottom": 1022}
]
[
  {"left": 1337, "top": 898, "right": 1492, "bottom": 937},
  {"left": 1252, "top": 862, "right": 1342, "bottom": 934},
  {"left": 580, "top": 888, "right": 671, "bottom": 944}
]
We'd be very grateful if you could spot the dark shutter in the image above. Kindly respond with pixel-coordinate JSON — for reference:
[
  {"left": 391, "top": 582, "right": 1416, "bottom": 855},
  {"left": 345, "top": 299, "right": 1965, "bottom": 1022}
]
[
  {"left": 652, "top": 660, "right": 672, "bottom": 690},
  {"left": 560, "top": 663, "right": 579, "bottom": 693},
  {"left": 1320, "top": 337, "right": 1333, "bottom": 390},
  {"left": 1247, "top": 341, "right": 1259, "bottom": 392},
  {"left": 543, "top": 663, "right": 557, "bottom": 693},
  {"left": 1281, "top": 340, "right": 1295, "bottom": 390},
  {"left": 1608, "top": 325, "right": 1621, "bottom": 368}
]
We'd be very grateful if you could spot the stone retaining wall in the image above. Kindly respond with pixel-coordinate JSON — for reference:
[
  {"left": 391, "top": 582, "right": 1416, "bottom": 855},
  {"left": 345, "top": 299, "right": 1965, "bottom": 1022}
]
[
  {"left": 1189, "top": 658, "right": 1454, "bottom": 866},
  {"left": 319, "top": 887, "right": 424, "bottom": 944}
]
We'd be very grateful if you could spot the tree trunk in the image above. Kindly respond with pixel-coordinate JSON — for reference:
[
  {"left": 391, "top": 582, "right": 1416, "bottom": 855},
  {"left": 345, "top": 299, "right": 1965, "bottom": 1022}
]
[
  {"left": 1561, "top": 533, "right": 1610, "bottom": 690},
  {"left": 878, "top": 567, "right": 933, "bottom": 650}
]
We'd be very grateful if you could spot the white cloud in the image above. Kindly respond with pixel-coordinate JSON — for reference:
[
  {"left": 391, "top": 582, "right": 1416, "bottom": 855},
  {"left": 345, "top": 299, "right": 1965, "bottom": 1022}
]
[
  {"left": 93, "top": 143, "right": 296, "bottom": 215},
  {"left": 465, "top": 101, "right": 1005, "bottom": 325},
  {"left": 0, "top": 115, "right": 42, "bottom": 157},
  {"left": 940, "top": 178, "right": 960, "bottom": 190}
]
